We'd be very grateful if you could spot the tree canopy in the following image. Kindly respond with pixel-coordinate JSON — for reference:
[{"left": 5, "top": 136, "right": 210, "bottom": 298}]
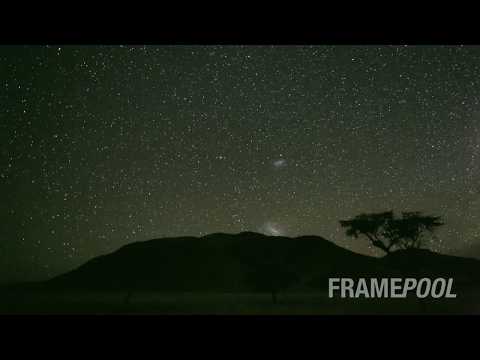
[{"left": 340, "top": 211, "right": 444, "bottom": 254}]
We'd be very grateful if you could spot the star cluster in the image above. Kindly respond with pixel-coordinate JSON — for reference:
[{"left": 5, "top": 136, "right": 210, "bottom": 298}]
[{"left": 2, "top": 45, "right": 480, "bottom": 282}]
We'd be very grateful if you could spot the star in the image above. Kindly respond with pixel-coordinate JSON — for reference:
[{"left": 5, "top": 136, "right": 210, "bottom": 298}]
[{"left": 3, "top": 44, "right": 480, "bottom": 283}]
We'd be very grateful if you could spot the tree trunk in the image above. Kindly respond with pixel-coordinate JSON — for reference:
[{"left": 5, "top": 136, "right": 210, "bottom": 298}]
[
  {"left": 271, "top": 291, "right": 277, "bottom": 304},
  {"left": 372, "top": 239, "right": 390, "bottom": 254},
  {"left": 124, "top": 290, "right": 133, "bottom": 306}
]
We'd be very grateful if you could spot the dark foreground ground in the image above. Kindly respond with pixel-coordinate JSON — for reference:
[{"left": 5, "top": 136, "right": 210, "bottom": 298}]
[{"left": 1, "top": 289, "right": 480, "bottom": 315}]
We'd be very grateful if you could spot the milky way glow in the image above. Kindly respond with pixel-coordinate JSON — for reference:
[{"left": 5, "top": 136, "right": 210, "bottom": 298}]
[{"left": 259, "top": 221, "right": 286, "bottom": 236}]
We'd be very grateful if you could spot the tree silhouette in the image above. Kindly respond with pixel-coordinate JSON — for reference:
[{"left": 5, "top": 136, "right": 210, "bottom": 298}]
[
  {"left": 339, "top": 211, "right": 395, "bottom": 254},
  {"left": 340, "top": 211, "right": 444, "bottom": 254},
  {"left": 237, "top": 238, "right": 299, "bottom": 304},
  {"left": 245, "top": 261, "right": 298, "bottom": 304},
  {"left": 387, "top": 212, "right": 444, "bottom": 250}
]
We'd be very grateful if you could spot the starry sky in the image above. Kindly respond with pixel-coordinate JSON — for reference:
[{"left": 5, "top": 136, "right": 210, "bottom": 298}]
[{"left": 2, "top": 45, "right": 480, "bottom": 283}]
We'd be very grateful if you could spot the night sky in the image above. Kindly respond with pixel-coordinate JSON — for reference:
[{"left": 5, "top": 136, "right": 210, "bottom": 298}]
[{"left": 2, "top": 45, "right": 480, "bottom": 283}]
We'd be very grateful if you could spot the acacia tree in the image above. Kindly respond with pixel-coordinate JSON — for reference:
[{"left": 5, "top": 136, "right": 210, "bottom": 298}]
[
  {"left": 387, "top": 212, "right": 444, "bottom": 250},
  {"left": 340, "top": 211, "right": 444, "bottom": 254},
  {"left": 339, "top": 211, "right": 395, "bottom": 254},
  {"left": 245, "top": 262, "right": 298, "bottom": 304},
  {"left": 238, "top": 238, "right": 299, "bottom": 304}
]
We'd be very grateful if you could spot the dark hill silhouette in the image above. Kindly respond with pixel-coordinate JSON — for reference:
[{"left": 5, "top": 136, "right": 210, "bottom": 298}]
[
  {"left": 453, "top": 242, "right": 480, "bottom": 260},
  {"left": 380, "top": 248, "right": 480, "bottom": 285},
  {"left": 43, "top": 232, "right": 480, "bottom": 292}
]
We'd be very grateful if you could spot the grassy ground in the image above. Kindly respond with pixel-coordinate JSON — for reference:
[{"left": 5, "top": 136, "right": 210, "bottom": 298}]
[{"left": 1, "top": 289, "right": 478, "bottom": 315}]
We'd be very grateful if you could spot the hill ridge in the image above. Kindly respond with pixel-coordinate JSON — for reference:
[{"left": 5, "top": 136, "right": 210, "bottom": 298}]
[{"left": 44, "top": 232, "right": 480, "bottom": 292}]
